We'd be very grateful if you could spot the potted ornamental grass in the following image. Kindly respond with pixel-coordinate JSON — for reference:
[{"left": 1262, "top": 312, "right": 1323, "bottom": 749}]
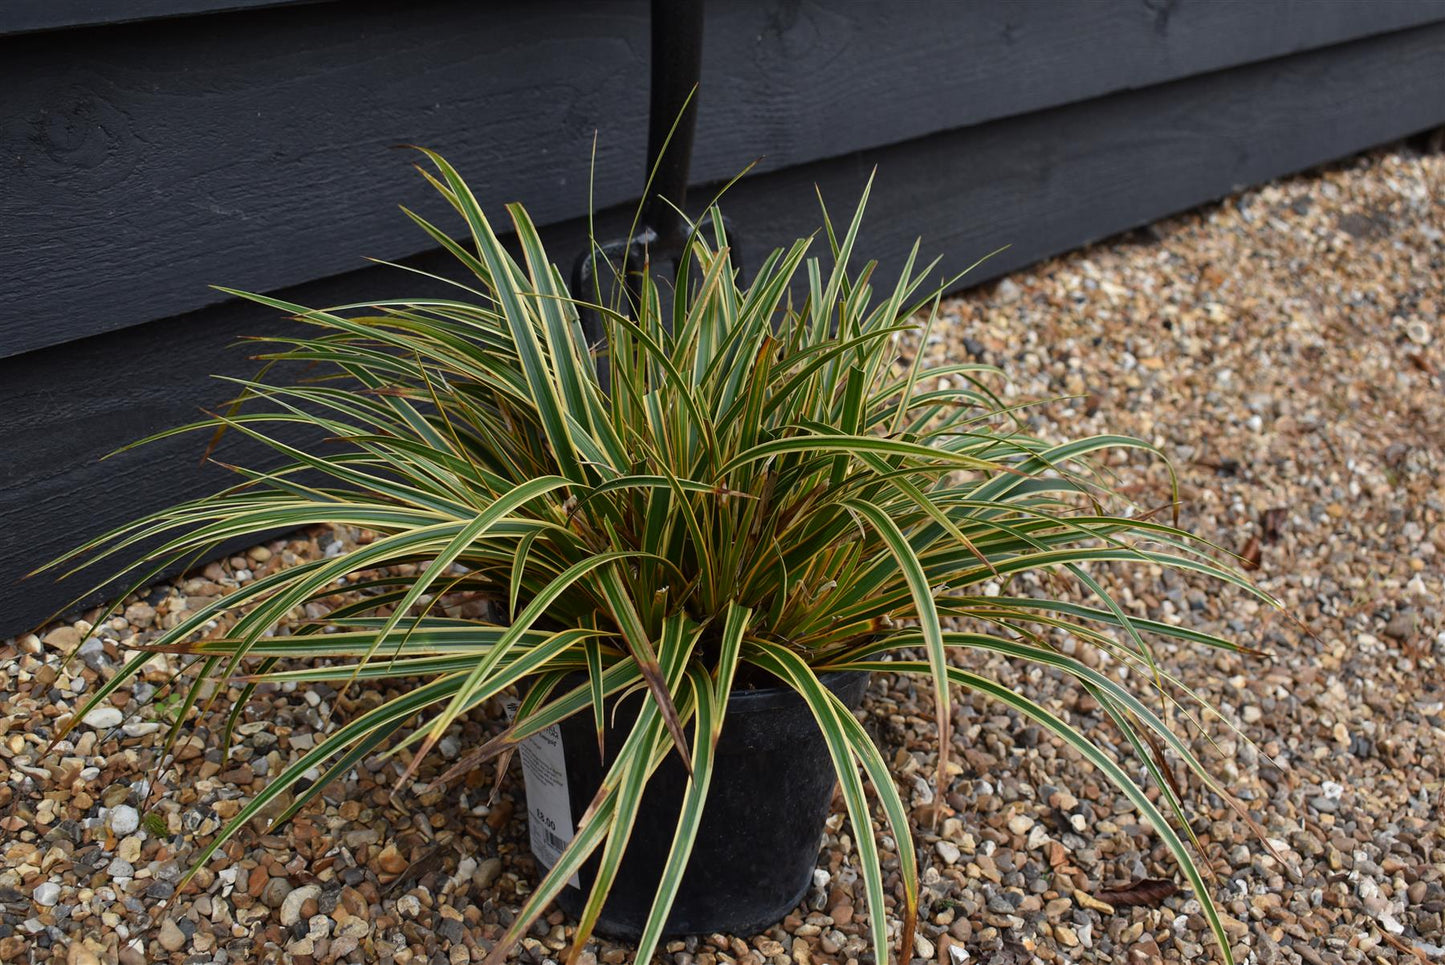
[{"left": 42, "top": 151, "right": 1272, "bottom": 964}]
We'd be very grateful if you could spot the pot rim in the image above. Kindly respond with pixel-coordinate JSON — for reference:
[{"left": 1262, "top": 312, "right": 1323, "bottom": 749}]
[
  {"left": 553, "top": 667, "right": 868, "bottom": 716},
  {"left": 707, "top": 668, "right": 868, "bottom": 714}
]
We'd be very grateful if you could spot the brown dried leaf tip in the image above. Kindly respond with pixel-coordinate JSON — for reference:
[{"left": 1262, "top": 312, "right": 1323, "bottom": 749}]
[{"left": 1240, "top": 535, "right": 1262, "bottom": 571}]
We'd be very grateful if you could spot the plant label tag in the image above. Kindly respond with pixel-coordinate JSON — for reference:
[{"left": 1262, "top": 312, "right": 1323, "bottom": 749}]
[{"left": 503, "top": 698, "right": 580, "bottom": 888}]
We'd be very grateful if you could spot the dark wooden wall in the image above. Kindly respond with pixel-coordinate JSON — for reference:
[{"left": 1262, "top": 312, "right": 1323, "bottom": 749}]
[{"left": 3, "top": 0, "right": 1445, "bottom": 635}]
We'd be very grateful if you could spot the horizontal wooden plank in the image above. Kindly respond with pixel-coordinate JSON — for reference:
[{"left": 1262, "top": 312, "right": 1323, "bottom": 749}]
[
  {"left": 0, "top": 0, "right": 324, "bottom": 37},
  {"left": 731, "top": 21, "right": 1445, "bottom": 306},
  {"left": 3, "top": 20, "right": 1444, "bottom": 636},
  {"left": 0, "top": 255, "right": 461, "bottom": 637},
  {"left": 5, "top": 0, "right": 1445, "bottom": 359}
]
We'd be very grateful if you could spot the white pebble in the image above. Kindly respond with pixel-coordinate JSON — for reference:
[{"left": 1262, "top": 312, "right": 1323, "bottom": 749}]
[
  {"left": 449, "top": 856, "right": 477, "bottom": 892},
  {"left": 82, "top": 707, "right": 124, "bottom": 729},
  {"left": 108, "top": 805, "right": 140, "bottom": 836},
  {"left": 280, "top": 884, "right": 321, "bottom": 927},
  {"left": 32, "top": 882, "right": 60, "bottom": 907}
]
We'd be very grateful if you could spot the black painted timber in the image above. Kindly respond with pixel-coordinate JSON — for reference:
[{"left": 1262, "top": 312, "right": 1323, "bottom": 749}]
[
  {"left": 3, "top": 8, "right": 1445, "bottom": 635},
  {"left": 0, "top": 0, "right": 326, "bottom": 36},
  {"left": 5, "top": 0, "right": 1445, "bottom": 359}
]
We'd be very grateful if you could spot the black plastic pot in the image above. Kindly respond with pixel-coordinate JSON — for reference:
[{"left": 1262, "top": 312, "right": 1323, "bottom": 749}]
[{"left": 525, "top": 670, "right": 869, "bottom": 939}]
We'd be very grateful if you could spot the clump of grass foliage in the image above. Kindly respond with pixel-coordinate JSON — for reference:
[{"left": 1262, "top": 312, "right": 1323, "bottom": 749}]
[{"left": 43, "top": 151, "right": 1273, "bottom": 965}]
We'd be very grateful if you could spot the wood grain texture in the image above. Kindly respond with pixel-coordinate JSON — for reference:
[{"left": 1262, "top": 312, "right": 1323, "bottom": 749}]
[
  {"left": 5, "top": 0, "right": 1445, "bottom": 359},
  {"left": 729, "top": 19, "right": 1445, "bottom": 308},
  {"left": 5, "top": 19, "right": 1443, "bottom": 637},
  {"left": 0, "top": 0, "right": 326, "bottom": 37},
  {"left": 0, "top": 251, "right": 465, "bottom": 635}
]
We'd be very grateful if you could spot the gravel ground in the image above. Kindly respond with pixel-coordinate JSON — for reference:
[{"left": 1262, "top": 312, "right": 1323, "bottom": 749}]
[{"left": 2, "top": 141, "right": 1442, "bottom": 965}]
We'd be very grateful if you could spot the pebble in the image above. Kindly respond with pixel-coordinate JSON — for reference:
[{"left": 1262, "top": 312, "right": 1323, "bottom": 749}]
[
  {"left": 261, "top": 876, "right": 291, "bottom": 909},
  {"left": 377, "top": 842, "right": 409, "bottom": 874},
  {"left": 280, "top": 884, "right": 321, "bottom": 927},
  {"left": 117, "top": 835, "right": 143, "bottom": 863},
  {"left": 1006, "top": 814, "right": 1034, "bottom": 835},
  {"left": 42, "top": 626, "right": 80, "bottom": 651},
  {"left": 475, "top": 856, "right": 502, "bottom": 889},
  {"left": 32, "top": 882, "right": 60, "bottom": 907},
  {"left": 1385, "top": 608, "right": 1417, "bottom": 640},
  {"left": 68, "top": 945, "right": 102, "bottom": 965},
  {"left": 123, "top": 602, "right": 155, "bottom": 626},
  {"left": 107, "top": 804, "right": 140, "bottom": 836},
  {"left": 157, "top": 919, "right": 186, "bottom": 952},
  {"left": 81, "top": 706, "right": 124, "bottom": 729}
]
